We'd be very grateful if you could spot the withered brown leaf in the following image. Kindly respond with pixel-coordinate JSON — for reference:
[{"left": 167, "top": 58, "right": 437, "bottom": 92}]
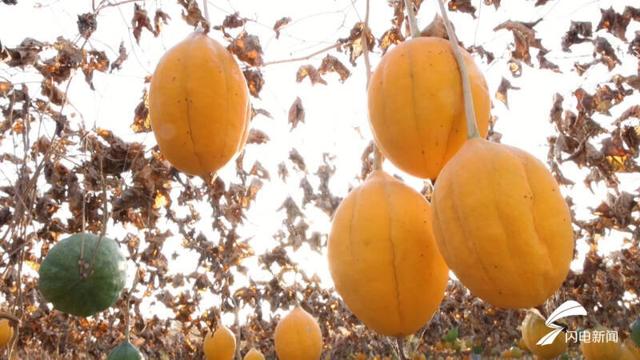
[
  {"left": 273, "top": 17, "right": 292, "bottom": 39},
  {"left": 77, "top": 13, "right": 97, "bottom": 39},
  {"left": 379, "top": 28, "right": 404, "bottom": 54},
  {"left": 448, "top": 0, "right": 476, "bottom": 18},
  {"left": 243, "top": 68, "right": 264, "bottom": 97},
  {"left": 288, "top": 97, "right": 305, "bottom": 130},
  {"left": 132, "top": 3, "right": 154, "bottom": 44},
  {"left": 153, "top": 9, "right": 171, "bottom": 36},
  {"left": 318, "top": 55, "right": 350, "bottom": 82},
  {"left": 246, "top": 129, "right": 270, "bottom": 145},
  {"left": 296, "top": 65, "right": 326, "bottom": 85},
  {"left": 228, "top": 32, "right": 263, "bottom": 67},
  {"left": 110, "top": 42, "right": 127, "bottom": 72},
  {"left": 495, "top": 77, "right": 520, "bottom": 108},
  {"left": 562, "top": 21, "right": 592, "bottom": 52},
  {"left": 131, "top": 90, "right": 150, "bottom": 133}
]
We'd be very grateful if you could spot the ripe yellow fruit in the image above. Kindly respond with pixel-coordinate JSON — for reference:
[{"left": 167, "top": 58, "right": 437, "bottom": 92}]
[
  {"left": 328, "top": 170, "right": 449, "bottom": 337},
  {"left": 368, "top": 37, "right": 491, "bottom": 179},
  {"left": 0, "top": 319, "right": 13, "bottom": 348},
  {"left": 243, "top": 348, "right": 265, "bottom": 360},
  {"left": 521, "top": 311, "right": 567, "bottom": 359},
  {"left": 149, "top": 32, "right": 250, "bottom": 177},
  {"left": 203, "top": 324, "right": 236, "bottom": 360},
  {"left": 621, "top": 338, "right": 640, "bottom": 360},
  {"left": 274, "top": 306, "right": 323, "bottom": 360},
  {"left": 580, "top": 328, "right": 622, "bottom": 360},
  {"left": 432, "top": 138, "right": 574, "bottom": 308}
]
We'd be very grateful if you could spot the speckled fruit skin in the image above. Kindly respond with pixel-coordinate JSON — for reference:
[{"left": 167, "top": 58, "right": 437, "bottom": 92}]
[
  {"left": 149, "top": 32, "right": 250, "bottom": 177},
  {"left": 367, "top": 37, "right": 491, "bottom": 180},
  {"left": 274, "top": 306, "right": 323, "bottom": 360},
  {"left": 38, "top": 233, "right": 126, "bottom": 317},
  {"left": 328, "top": 170, "right": 449, "bottom": 337},
  {"left": 107, "top": 341, "right": 144, "bottom": 360},
  {"left": 432, "top": 138, "right": 574, "bottom": 308},
  {"left": 203, "top": 325, "right": 236, "bottom": 360},
  {"left": 521, "top": 312, "right": 567, "bottom": 360}
]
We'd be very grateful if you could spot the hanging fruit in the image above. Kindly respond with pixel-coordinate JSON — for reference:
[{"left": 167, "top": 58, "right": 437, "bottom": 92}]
[
  {"left": 243, "top": 348, "right": 265, "bottom": 360},
  {"left": 203, "top": 324, "right": 236, "bottom": 360},
  {"left": 429, "top": 2, "right": 573, "bottom": 308},
  {"left": 274, "top": 306, "right": 323, "bottom": 360},
  {"left": 580, "top": 327, "right": 621, "bottom": 360},
  {"left": 0, "top": 319, "right": 13, "bottom": 348},
  {"left": 520, "top": 311, "right": 567, "bottom": 359},
  {"left": 367, "top": 37, "right": 491, "bottom": 180},
  {"left": 149, "top": 32, "right": 251, "bottom": 177},
  {"left": 328, "top": 170, "right": 448, "bottom": 336},
  {"left": 107, "top": 340, "right": 144, "bottom": 360},
  {"left": 621, "top": 338, "right": 640, "bottom": 360},
  {"left": 38, "top": 233, "right": 127, "bottom": 317}
]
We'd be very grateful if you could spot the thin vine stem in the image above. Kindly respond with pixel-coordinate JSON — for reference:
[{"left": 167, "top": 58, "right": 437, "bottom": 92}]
[
  {"left": 436, "top": 0, "right": 480, "bottom": 139},
  {"left": 361, "top": 0, "right": 383, "bottom": 170},
  {"left": 404, "top": 0, "right": 420, "bottom": 38}
]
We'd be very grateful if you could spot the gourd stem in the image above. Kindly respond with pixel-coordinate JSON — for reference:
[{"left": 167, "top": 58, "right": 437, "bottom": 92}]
[
  {"left": 362, "top": 0, "right": 384, "bottom": 170},
  {"left": 404, "top": 0, "right": 420, "bottom": 38},
  {"left": 202, "top": 0, "right": 209, "bottom": 23},
  {"left": 435, "top": 0, "right": 480, "bottom": 139}
]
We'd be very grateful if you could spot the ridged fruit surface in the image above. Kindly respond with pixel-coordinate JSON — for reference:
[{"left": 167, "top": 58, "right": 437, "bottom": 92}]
[
  {"left": 432, "top": 138, "right": 574, "bottom": 308},
  {"left": 203, "top": 325, "right": 236, "bottom": 360},
  {"left": 274, "top": 306, "right": 322, "bottom": 360},
  {"left": 328, "top": 170, "right": 449, "bottom": 336},
  {"left": 149, "top": 32, "right": 250, "bottom": 177},
  {"left": 521, "top": 311, "right": 567, "bottom": 359},
  {"left": 38, "top": 233, "right": 127, "bottom": 317},
  {"left": 368, "top": 37, "right": 490, "bottom": 179}
]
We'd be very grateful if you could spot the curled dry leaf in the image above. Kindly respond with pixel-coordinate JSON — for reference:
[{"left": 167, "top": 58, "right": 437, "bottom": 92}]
[
  {"left": 246, "top": 129, "right": 270, "bottom": 145},
  {"left": 110, "top": 42, "right": 127, "bottom": 72},
  {"left": 228, "top": 32, "right": 264, "bottom": 67},
  {"left": 131, "top": 89, "right": 150, "bottom": 133},
  {"left": 132, "top": 3, "right": 154, "bottom": 44},
  {"left": 273, "top": 17, "right": 291, "bottom": 39},
  {"left": 77, "top": 13, "right": 97, "bottom": 39},
  {"left": 379, "top": 27, "right": 404, "bottom": 54},
  {"left": 288, "top": 97, "right": 305, "bottom": 130},
  {"left": 448, "top": 0, "right": 476, "bottom": 18},
  {"left": 243, "top": 68, "right": 264, "bottom": 97},
  {"left": 494, "top": 19, "right": 545, "bottom": 65},
  {"left": 495, "top": 77, "right": 520, "bottom": 108}
]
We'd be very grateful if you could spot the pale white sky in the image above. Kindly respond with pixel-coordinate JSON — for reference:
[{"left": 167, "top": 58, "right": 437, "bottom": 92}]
[{"left": 1, "top": 0, "right": 638, "bottom": 327}]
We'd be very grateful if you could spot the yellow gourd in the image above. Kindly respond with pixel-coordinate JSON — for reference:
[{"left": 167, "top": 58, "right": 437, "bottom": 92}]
[
  {"left": 368, "top": 37, "right": 491, "bottom": 179},
  {"left": 0, "top": 319, "right": 13, "bottom": 348},
  {"left": 328, "top": 170, "right": 449, "bottom": 336},
  {"left": 521, "top": 311, "right": 567, "bottom": 359},
  {"left": 431, "top": 138, "right": 574, "bottom": 308},
  {"left": 274, "top": 306, "right": 323, "bottom": 360},
  {"left": 243, "top": 348, "right": 265, "bottom": 360},
  {"left": 621, "top": 338, "right": 640, "bottom": 360},
  {"left": 203, "top": 324, "right": 236, "bottom": 360},
  {"left": 580, "top": 327, "right": 621, "bottom": 360},
  {"left": 149, "top": 32, "right": 250, "bottom": 177}
]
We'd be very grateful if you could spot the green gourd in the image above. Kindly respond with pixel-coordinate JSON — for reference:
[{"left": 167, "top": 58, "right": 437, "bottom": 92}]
[{"left": 38, "top": 233, "right": 126, "bottom": 317}]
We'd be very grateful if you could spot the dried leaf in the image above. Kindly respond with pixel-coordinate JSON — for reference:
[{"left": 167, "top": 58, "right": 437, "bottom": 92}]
[
  {"left": 379, "top": 28, "right": 404, "bottom": 54},
  {"left": 318, "top": 55, "right": 350, "bottom": 82},
  {"left": 247, "top": 129, "right": 270, "bottom": 144},
  {"left": 494, "top": 20, "right": 545, "bottom": 65},
  {"left": 228, "top": 32, "right": 263, "bottom": 66},
  {"left": 77, "top": 13, "right": 97, "bottom": 39},
  {"left": 132, "top": 3, "right": 154, "bottom": 44},
  {"left": 495, "top": 77, "right": 520, "bottom": 108},
  {"left": 561, "top": 21, "right": 592, "bottom": 52},
  {"left": 288, "top": 148, "right": 306, "bottom": 172},
  {"left": 243, "top": 69, "right": 264, "bottom": 97},
  {"left": 537, "top": 49, "right": 560, "bottom": 72},
  {"left": 153, "top": 9, "right": 171, "bottom": 36},
  {"left": 339, "top": 22, "right": 374, "bottom": 65},
  {"left": 597, "top": 7, "right": 630, "bottom": 41},
  {"left": 448, "top": 0, "right": 476, "bottom": 18},
  {"left": 296, "top": 65, "right": 326, "bottom": 85},
  {"left": 420, "top": 15, "right": 448, "bottom": 39},
  {"left": 273, "top": 17, "right": 291, "bottom": 39},
  {"left": 288, "top": 97, "right": 305, "bottom": 130},
  {"left": 131, "top": 90, "right": 150, "bottom": 133},
  {"left": 110, "top": 42, "right": 127, "bottom": 72},
  {"left": 593, "top": 37, "right": 620, "bottom": 70},
  {"left": 222, "top": 12, "right": 246, "bottom": 29}
]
